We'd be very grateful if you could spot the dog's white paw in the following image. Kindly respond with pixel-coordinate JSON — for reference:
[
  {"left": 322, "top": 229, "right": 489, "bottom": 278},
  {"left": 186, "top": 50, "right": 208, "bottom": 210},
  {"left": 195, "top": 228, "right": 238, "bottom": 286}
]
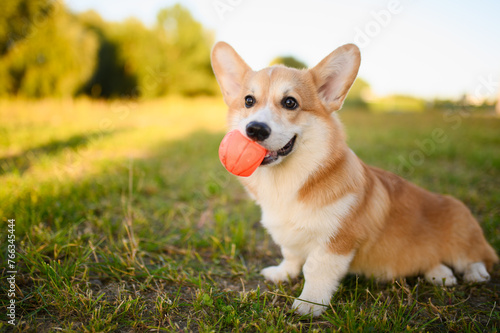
[
  {"left": 260, "top": 265, "right": 291, "bottom": 283},
  {"left": 292, "top": 298, "right": 328, "bottom": 317},
  {"left": 425, "top": 264, "right": 457, "bottom": 286},
  {"left": 464, "top": 262, "right": 490, "bottom": 283}
]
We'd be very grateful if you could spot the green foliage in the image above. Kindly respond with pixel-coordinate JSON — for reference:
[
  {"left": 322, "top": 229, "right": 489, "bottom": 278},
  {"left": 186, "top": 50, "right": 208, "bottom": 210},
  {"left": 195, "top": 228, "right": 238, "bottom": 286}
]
[
  {"left": 0, "top": 0, "right": 54, "bottom": 55},
  {"left": 0, "top": 2, "right": 98, "bottom": 98},
  {"left": 369, "top": 94, "right": 427, "bottom": 112},
  {"left": 78, "top": 14, "right": 152, "bottom": 98},
  {"left": 270, "top": 55, "right": 307, "bottom": 69},
  {"left": 156, "top": 4, "right": 218, "bottom": 96},
  {"left": 0, "top": 2, "right": 218, "bottom": 98},
  {"left": 345, "top": 77, "right": 371, "bottom": 107}
]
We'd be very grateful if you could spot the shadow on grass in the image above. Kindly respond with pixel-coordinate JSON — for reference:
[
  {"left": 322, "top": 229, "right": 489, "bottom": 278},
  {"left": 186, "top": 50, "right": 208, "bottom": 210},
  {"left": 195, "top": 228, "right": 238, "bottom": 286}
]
[
  {"left": 0, "top": 130, "right": 117, "bottom": 176},
  {"left": 4, "top": 130, "right": 238, "bottom": 237}
]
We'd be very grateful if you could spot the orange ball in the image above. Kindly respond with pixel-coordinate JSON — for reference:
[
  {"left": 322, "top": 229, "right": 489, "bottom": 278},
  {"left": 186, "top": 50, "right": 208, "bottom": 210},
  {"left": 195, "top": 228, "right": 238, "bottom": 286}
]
[{"left": 219, "top": 130, "right": 267, "bottom": 177}]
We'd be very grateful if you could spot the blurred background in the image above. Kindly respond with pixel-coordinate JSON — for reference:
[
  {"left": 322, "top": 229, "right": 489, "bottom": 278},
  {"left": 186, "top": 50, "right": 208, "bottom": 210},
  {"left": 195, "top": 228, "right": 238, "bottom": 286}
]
[{"left": 1, "top": 0, "right": 499, "bottom": 109}]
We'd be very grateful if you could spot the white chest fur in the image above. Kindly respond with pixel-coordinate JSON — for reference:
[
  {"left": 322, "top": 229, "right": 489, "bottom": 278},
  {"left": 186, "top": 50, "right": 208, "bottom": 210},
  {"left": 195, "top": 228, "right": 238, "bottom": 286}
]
[
  {"left": 248, "top": 168, "right": 358, "bottom": 256},
  {"left": 266, "top": 195, "right": 356, "bottom": 253}
]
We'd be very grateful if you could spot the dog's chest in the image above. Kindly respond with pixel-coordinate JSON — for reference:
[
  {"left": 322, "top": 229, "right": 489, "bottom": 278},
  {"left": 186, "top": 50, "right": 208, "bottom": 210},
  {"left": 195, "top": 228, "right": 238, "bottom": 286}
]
[{"left": 255, "top": 184, "right": 357, "bottom": 253}]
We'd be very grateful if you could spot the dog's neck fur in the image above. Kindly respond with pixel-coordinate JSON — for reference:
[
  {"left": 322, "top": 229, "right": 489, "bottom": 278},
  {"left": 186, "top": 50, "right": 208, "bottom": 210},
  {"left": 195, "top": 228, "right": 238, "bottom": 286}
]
[{"left": 240, "top": 111, "right": 365, "bottom": 208}]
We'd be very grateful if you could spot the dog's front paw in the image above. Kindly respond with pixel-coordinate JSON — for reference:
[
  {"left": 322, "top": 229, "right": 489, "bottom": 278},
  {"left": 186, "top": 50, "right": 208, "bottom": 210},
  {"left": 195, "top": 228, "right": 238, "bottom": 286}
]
[
  {"left": 292, "top": 298, "right": 328, "bottom": 317},
  {"left": 425, "top": 264, "right": 457, "bottom": 286},
  {"left": 261, "top": 265, "right": 291, "bottom": 283}
]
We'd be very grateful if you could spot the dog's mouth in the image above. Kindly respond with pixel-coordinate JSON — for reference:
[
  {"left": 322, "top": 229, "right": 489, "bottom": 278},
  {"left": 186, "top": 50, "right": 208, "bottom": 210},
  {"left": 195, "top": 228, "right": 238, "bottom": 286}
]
[{"left": 261, "top": 135, "right": 297, "bottom": 165}]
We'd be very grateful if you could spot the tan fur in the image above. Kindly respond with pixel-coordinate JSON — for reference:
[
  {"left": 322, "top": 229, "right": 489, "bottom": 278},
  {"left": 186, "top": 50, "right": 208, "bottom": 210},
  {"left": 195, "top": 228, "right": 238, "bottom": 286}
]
[
  {"left": 211, "top": 41, "right": 498, "bottom": 312},
  {"left": 295, "top": 109, "right": 498, "bottom": 278},
  {"left": 313, "top": 133, "right": 500, "bottom": 279}
]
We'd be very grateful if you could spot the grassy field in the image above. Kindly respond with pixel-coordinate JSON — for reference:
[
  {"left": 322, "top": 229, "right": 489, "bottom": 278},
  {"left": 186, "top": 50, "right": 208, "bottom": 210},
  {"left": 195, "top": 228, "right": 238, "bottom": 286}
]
[{"left": 0, "top": 98, "right": 499, "bottom": 332}]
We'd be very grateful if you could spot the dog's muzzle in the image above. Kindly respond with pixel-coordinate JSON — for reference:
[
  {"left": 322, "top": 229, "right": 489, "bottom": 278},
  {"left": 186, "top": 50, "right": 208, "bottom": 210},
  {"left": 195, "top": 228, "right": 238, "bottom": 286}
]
[{"left": 261, "top": 135, "right": 297, "bottom": 165}]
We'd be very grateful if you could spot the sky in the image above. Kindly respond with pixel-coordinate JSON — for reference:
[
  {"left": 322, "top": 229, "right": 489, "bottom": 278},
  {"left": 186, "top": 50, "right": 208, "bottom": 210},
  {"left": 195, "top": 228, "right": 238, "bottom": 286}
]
[{"left": 65, "top": 0, "right": 500, "bottom": 100}]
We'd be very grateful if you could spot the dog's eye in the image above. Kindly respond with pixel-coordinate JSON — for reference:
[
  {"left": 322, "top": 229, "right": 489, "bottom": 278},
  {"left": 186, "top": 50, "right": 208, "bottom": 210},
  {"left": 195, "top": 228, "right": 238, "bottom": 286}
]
[
  {"left": 244, "top": 95, "right": 255, "bottom": 108},
  {"left": 282, "top": 97, "right": 298, "bottom": 110}
]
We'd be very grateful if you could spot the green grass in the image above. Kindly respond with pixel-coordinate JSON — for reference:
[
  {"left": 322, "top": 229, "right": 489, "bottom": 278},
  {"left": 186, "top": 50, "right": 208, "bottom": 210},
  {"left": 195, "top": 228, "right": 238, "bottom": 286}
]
[{"left": 0, "top": 98, "right": 499, "bottom": 332}]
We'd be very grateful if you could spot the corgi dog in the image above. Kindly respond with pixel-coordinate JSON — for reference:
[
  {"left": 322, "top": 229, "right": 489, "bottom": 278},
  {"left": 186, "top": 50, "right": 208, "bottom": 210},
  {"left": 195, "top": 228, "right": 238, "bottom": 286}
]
[{"left": 211, "top": 41, "right": 498, "bottom": 316}]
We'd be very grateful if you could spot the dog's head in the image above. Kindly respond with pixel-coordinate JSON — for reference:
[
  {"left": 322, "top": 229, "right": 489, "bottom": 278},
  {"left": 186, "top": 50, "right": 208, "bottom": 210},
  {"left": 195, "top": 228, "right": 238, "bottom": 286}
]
[{"left": 211, "top": 42, "right": 360, "bottom": 167}]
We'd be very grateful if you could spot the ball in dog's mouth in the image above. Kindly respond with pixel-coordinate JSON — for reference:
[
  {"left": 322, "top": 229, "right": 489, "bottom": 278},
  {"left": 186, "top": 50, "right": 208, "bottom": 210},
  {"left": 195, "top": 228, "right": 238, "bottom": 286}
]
[{"left": 261, "top": 135, "right": 297, "bottom": 165}]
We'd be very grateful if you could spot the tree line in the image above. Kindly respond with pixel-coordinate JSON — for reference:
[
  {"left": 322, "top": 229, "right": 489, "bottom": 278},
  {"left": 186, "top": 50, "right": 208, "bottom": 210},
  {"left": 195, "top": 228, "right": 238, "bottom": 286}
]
[
  {"left": 0, "top": 0, "right": 219, "bottom": 99},
  {"left": 0, "top": 0, "right": 372, "bottom": 104}
]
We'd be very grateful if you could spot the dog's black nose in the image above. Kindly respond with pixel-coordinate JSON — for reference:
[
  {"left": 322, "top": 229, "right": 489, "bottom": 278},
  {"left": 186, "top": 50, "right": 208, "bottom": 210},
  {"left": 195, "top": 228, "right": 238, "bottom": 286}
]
[{"left": 246, "top": 121, "right": 271, "bottom": 141}]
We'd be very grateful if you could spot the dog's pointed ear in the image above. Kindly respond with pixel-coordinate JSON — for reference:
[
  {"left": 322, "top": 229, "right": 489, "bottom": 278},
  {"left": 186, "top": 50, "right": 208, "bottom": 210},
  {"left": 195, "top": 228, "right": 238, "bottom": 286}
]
[
  {"left": 211, "top": 42, "right": 252, "bottom": 105},
  {"left": 310, "top": 44, "right": 361, "bottom": 112}
]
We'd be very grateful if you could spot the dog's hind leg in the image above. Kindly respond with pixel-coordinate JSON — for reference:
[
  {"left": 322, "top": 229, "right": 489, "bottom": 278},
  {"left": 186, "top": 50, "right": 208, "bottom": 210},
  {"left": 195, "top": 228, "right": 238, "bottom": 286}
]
[{"left": 463, "top": 262, "right": 490, "bottom": 283}]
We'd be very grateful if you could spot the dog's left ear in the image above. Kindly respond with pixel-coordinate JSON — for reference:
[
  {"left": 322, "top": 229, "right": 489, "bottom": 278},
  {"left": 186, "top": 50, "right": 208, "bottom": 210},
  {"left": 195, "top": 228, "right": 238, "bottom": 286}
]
[{"left": 310, "top": 44, "right": 361, "bottom": 112}]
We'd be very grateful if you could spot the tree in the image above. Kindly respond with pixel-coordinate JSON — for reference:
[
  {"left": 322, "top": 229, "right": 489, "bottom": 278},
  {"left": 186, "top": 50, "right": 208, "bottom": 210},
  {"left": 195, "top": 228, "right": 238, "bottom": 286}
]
[
  {"left": 345, "top": 78, "right": 371, "bottom": 107},
  {"left": 0, "top": 0, "right": 55, "bottom": 55},
  {"left": 79, "top": 4, "right": 218, "bottom": 98},
  {"left": 0, "top": 2, "right": 218, "bottom": 98},
  {"left": 156, "top": 4, "right": 218, "bottom": 96},
  {"left": 0, "top": 4, "right": 98, "bottom": 97},
  {"left": 270, "top": 56, "right": 307, "bottom": 69},
  {"left": 78, "top": 13, "right": 152, "bottom": 98}
]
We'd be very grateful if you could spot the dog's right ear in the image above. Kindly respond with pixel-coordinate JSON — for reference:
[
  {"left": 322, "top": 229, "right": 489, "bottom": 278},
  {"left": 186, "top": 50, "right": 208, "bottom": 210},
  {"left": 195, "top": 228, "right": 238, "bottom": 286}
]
[{"left": 211, "top": 42, "right": 251, "bottom": 106}]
